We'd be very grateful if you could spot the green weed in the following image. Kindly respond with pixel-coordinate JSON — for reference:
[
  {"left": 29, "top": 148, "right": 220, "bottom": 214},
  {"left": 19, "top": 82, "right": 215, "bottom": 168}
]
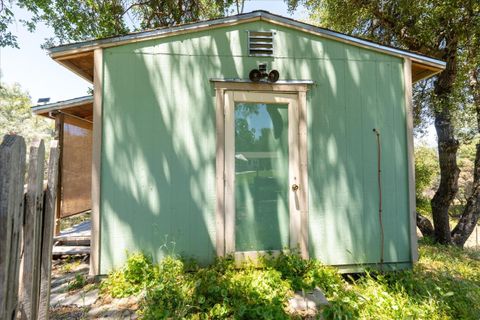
[
  {"left": 67, "top": 274, "right": 87, "bottom": 291},
  {"left": 100, "top": 243, "right": 480, "bottom": 319},
  {"left": 100, "top": 252, "right": 158, "bottom": 298}
]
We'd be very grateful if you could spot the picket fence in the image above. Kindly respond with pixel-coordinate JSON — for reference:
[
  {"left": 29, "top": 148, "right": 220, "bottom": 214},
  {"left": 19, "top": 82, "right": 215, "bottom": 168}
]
[{"left": 0, "top": 135, "right": 59, "bottom": 320}]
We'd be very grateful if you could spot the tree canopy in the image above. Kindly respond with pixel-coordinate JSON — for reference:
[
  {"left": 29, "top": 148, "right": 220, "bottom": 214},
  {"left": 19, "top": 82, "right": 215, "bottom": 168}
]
[
  {"left": 0, "top": 0, "right": 244, "bottom": 48},
  {"left": 0, "top": 82, "right": 53, "bottom": 146}
]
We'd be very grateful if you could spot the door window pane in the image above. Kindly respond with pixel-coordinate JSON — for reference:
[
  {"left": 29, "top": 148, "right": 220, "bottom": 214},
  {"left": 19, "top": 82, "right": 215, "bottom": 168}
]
[{"left": 234, "top": 103, "right": 289, "bottom": 251}]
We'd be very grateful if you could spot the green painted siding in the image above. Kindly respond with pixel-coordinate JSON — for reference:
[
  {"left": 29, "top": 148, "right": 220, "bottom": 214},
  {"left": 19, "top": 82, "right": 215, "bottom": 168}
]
[{"left": 100, "top": 20, "right": 410, "bottom": 273}]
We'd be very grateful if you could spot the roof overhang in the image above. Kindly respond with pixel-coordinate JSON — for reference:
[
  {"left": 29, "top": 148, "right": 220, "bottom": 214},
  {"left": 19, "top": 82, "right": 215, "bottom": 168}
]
[
  {"left": 48, "top": 10, "right": 446, "bottom": 84},
  {"left": 32, "top": 95, "right": 93, "bottom": 130}
]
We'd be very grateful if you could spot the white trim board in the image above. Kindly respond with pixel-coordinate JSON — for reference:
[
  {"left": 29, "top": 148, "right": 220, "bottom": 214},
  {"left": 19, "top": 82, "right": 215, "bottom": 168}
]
[
  {"left": 220, "top": 87, "right": 309, "bottom": 259},
  {"left": 48, "top": 10, "right": 445, "bottom": 72}
]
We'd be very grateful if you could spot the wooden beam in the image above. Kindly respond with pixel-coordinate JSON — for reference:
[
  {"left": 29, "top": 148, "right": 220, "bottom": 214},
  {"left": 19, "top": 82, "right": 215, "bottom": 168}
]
[
  {"left": 214, "top": 82, "right": 308, "bottom": 93},
  {"left": 224, "top": 91, "right": 235, "bottom": 255},
  {"left": 52, "top": 246, "right": 90, "bottom": 256},
  {"left": 404, "top": 58, "right": 418, "bottom": 262},
  {"left": 298, "top": 91, "right": 309, "bottom": 259},
  {"left": 288, "top": 97, "right": 300, "bottom": 253},
  {"left": 55, "top": 52, "right": 93, "bottom": 61},
  {"left": 215, "top": 88, "right": 225, "bottom": 257},
  {"left": 54, "top": 115, "right": 64, "bottom": 236},
  {"left": 90, "top": 48, "right": 103, "bottom": 276},
  {"left": 61, "top": 112, "right": 93, "bottom": 131}
]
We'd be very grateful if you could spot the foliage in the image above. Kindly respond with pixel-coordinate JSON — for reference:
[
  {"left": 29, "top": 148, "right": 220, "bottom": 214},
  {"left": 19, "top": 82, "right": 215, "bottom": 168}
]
[
  {"left": 3, "top": 0, "right": 244, "bottom": 48},
  {"left": 67, "top": 274, "right": 87, "bottom": 291},
  {"left": 100, "top": 252, "right": 158, "bottom": 298},
  {"left": 0, "top": 82, "right": 54, "bottom": 147},
  {"left": 414, "top": 144, "right": 438, "bottom": 218},
  {"left": 61, "top": 259, "right": 81, "bottom": 273},
  {"left": 101, "top": 244, "right": 480, "bottom": 319},
  {"left": 454, "top": 142, "right": 476, "bottom": 209},
  {"left": 0, "top": 0, "right": 16, "bottom": 47},
  {"left": 414, "top": 141, "right": 480, "bottom": 224},
  {"left": 415, "top": 144, "right": 439, "bottom": 200}
]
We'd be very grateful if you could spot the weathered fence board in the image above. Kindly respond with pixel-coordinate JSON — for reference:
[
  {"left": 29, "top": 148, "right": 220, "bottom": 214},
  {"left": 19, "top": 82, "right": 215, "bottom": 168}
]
[
  {"left": 38, "top": 140, "right": 59, "bottom": 320},
  {"left": 18, "top": 140, "right": 45, "bottom": 320},
  {"left": 0, "top": 135, "right": 60, "bottom": 320},
  {"left": 0, "top": 135, "right": 26, "bottom": 320}
]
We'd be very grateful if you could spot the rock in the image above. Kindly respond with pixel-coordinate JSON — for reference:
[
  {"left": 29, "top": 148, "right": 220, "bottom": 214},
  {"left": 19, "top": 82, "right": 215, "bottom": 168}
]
[
  {"left": 288, "top": 287, "right": 329, "bottom": 315},
  {"left": 50, "top": 273, "right": 79, "bottom": 288},
  {"left": 50, "top": 292, "right": 67, "bottom": 306},
  {"left": 50, "top": 280, "right": 70, "bottom": 294},
  {"left": 88, "top": 296, "right": 140, "bottom": 319},
  {"left": 50, "top": 289, "right": 99, "bottom": 307},
  {"left": 304, "top": 287, "right": 329, "bottom": 306}
]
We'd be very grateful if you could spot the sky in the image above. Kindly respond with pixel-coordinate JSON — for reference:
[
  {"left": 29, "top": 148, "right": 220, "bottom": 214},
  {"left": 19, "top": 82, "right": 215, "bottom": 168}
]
[{"left": 0, "top": 1, "right": 306, "bottom": 104}]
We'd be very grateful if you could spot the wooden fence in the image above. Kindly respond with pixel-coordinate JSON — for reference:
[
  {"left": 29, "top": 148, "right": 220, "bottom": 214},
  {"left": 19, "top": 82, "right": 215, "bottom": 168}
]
[{"left": 0, "top": 135, "right": 59, "bottom": 320}]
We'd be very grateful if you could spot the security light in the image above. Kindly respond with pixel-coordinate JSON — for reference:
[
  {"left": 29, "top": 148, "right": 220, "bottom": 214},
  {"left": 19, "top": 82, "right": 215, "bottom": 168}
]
[{"left": 248, "top": 64, "right": 280, "bottom": 83}]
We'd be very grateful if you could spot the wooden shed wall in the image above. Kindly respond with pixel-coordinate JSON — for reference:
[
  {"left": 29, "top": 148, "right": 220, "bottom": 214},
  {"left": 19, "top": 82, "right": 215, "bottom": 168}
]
[{"left": 100, "top": 20, "right": 410, "bottom": 273}]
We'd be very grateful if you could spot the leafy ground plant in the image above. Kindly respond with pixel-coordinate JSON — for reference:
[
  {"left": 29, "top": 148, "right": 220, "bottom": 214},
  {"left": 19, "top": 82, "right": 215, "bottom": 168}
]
[
  {"left": 100, "top": 242, "right": 480, "bottom": 319},
  {"left": 67, "top": 274, "right": 87, "bottom": 291}
]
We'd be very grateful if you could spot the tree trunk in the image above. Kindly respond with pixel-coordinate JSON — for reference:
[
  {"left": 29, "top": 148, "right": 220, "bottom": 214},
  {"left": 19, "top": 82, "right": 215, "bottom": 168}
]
[
  {"left": 430, "top": 50, "right": 460, "bottom": 244},
  {"left": 451, "top": 67, "right": 480, "bottom": 246},
  {"left": 416, "top": 212, "right": 435, "bottom": 238}
]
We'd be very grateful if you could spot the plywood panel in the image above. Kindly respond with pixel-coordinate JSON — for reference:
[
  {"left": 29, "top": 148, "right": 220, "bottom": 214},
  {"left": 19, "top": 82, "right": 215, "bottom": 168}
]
[{"left": 99, "top": 19, "right": 412, "bottom": 272}]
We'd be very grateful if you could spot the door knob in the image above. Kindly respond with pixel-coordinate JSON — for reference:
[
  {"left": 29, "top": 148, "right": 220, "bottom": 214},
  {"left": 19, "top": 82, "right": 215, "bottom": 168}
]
[{"left": 291, "top": 184, "right": 299, "bottom": 191}]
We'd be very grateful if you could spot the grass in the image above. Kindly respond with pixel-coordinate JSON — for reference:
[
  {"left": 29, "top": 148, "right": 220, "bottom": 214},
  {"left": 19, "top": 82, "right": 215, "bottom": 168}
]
[{"left": 100, "top": 241, "right": 480, "bottom": 319}]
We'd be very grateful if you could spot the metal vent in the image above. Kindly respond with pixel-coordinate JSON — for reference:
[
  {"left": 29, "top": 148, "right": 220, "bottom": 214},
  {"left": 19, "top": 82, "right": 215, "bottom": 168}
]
[{"left": 248, "top": 31, "right": 274, "bottom": 56}]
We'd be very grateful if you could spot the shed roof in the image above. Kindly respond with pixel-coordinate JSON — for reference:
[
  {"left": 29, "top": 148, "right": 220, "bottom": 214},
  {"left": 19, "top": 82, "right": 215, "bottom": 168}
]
[
  {"left": 49, "top": 10, "right": 445, "bottom": 83},
  {"left": 32, "top": 95, "right": 93, "bottom": 128}
]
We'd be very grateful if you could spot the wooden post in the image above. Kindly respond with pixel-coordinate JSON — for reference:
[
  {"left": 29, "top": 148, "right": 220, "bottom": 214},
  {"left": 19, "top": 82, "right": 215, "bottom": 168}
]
[
  {"left": 404, "top": 58, "right": 418, "bottom": 262},
  {"left": 54, "top": 114, "right": 64, "bottom": 236},
  {"left": 298, "top": 90, "right": 309, "bottom": 259},
  {"left": 38, "top": 140, "right": 59, "bottom": 320},
  {"left": 0, "top": 135, "right": 26, "bottom": 320},
  {"left": 215, "top": 88, "right": 225, "bottom": 257},
  {"left": 90, "top": 48, "right": 103, "bottom": 276},
  {"left": 18, "top": 140, "right": 45, "bottom": 320}
]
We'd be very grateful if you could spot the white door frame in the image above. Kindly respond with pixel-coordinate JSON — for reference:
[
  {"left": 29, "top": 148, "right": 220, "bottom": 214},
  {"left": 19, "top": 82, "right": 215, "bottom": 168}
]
[{"left": 213, "top": 81, "right": 309, "bottom": 260}]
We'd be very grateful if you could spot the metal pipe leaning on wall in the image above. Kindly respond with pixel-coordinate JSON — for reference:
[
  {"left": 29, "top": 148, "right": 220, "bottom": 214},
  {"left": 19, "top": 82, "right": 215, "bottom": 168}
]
[{"left": 373, "top": 128, "right": 385, "bottom": 269}]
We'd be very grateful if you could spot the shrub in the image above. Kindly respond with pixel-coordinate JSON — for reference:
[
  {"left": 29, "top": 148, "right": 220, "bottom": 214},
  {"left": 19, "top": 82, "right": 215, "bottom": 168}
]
[
  {"left": 415, "top": 145, "right": 439, "bottom": 200},
  {"left": 100, "top": 252, "right": 157, "bottom": 298},
  {"left": 100, "top": 244, "right": 480, "bottom": 319},
  {"left": 140, "top": 257, "right": 292, "bottom": 319}
]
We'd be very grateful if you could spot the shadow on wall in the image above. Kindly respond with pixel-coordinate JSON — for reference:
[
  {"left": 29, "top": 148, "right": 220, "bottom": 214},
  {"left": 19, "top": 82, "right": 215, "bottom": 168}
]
[
  {"left": 100, "top": 29, "right": 253, "bottom": 272},
  {"left": 99, "top": 21, "right": 411, "bottom": 272},
  {"left": 305, "top": 42, "right": 409, "bottom": 266},
  {"left": 275, "top": 30, "right": 410, "bottom": 266}
]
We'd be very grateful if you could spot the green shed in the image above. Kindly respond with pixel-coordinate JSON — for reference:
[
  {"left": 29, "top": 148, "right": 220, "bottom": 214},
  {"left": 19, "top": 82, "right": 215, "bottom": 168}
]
[{"left": 33, "top": 11, "right": 445, "bottom": 275}]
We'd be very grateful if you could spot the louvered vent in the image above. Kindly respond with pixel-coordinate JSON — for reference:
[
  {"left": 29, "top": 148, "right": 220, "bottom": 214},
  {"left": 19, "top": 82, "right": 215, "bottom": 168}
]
[{"left": 248, "top": 31, "right": 274, "bottom": 56}]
